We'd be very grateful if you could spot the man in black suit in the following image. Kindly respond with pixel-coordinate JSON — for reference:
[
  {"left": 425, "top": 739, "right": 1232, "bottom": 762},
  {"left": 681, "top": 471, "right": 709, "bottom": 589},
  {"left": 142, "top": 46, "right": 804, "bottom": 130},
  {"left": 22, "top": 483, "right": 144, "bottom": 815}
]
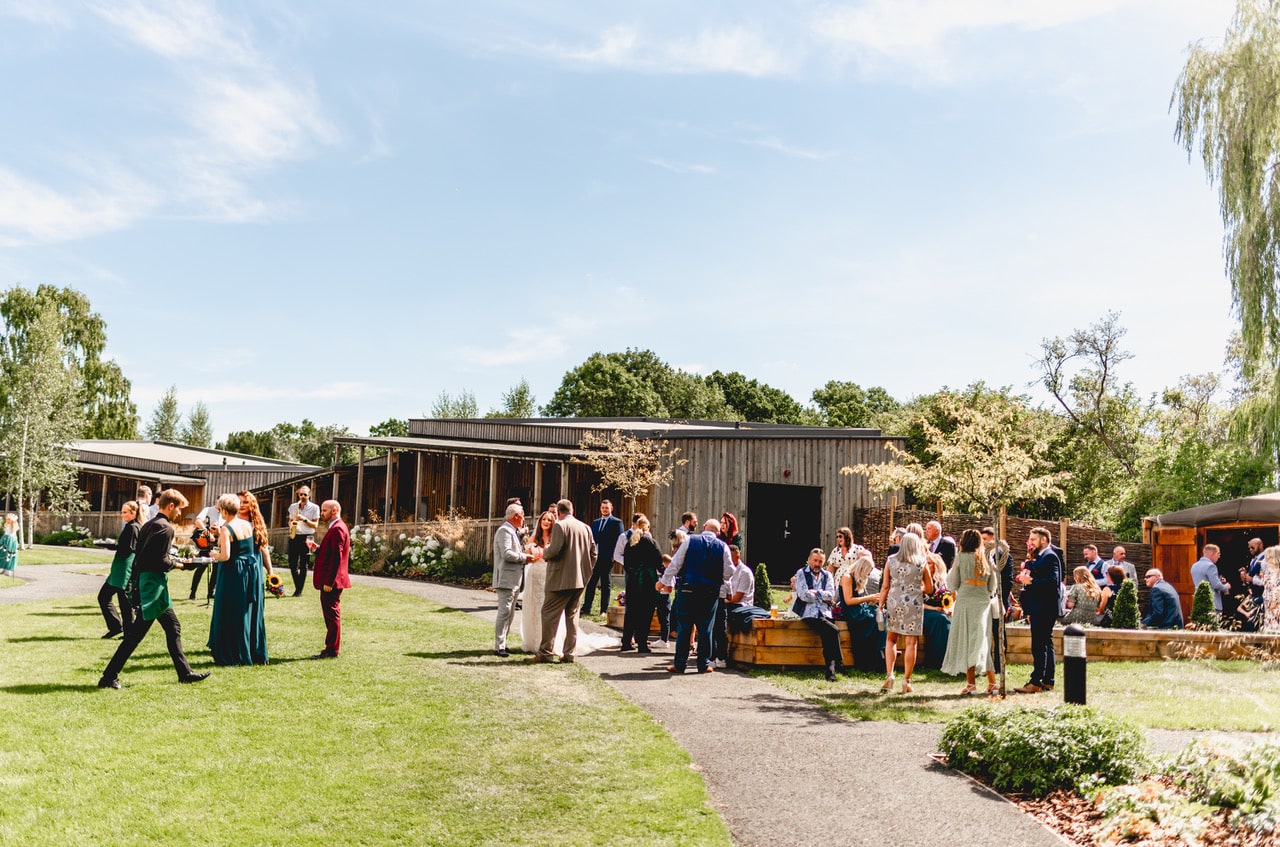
[
  {"left": 582, "top": 499, "right": 625, "bottom": 615},
  {"left": 98, "top": 489, "right": 210, "bottom": 689},
  {"left": 924, "top": 521, "right": 957, "bottom": 570},
  {"left": 1015, "top": 526, "right": 1061, "bottom": 694}
]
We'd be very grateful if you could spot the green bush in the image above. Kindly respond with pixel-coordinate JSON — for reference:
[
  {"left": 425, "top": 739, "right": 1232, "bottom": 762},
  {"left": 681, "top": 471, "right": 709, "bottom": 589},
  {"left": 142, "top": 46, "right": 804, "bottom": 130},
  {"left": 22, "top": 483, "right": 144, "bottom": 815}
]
[
  {"left": 1111, "top": 579, "right": 1140, "bottom": 629},
  {"left": 939, "top": 703, "right": 1147, "bottom": 794},
  {"left": 35, "top": 524, "right": 93, "bottom": 547},
  {"left": 1167, "top": 737, "right": 1280, "bottom": 833},
  {"left": 348, "top": 527, "right": 487, "bottom": 584},
  {"left": 753, "top": 563, "right": 772, "bottom": 609},
  {"left": 1189, "top": 581, "right": 1218, "bottom": 630}
]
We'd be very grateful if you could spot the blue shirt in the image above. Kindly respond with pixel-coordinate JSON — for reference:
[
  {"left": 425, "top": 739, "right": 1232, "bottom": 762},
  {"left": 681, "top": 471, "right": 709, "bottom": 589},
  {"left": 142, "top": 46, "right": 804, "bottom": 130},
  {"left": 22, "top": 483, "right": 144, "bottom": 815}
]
[{"left": 793, "top": 566, "right": 835, "bottom": 620}]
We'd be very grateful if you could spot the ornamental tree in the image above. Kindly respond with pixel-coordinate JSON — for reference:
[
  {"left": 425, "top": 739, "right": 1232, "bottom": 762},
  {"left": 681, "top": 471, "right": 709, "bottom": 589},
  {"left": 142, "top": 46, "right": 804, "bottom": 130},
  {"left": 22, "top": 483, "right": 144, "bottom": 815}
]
[{"left": 574, "top": 429, "right": 687, "bottom": 517}]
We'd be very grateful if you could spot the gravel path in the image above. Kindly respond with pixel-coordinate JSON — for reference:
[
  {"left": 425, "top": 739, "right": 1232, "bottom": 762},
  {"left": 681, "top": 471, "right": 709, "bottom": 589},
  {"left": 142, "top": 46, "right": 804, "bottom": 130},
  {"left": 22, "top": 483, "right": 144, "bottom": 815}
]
[{"left": 0, "top": 564, "right": 104, "bottom": 605}]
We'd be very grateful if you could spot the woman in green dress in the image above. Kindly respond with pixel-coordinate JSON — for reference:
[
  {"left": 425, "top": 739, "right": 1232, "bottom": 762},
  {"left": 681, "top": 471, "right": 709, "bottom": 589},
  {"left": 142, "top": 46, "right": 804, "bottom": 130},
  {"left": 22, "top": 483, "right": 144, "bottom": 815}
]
[
  {"left": 97, "top": 501, "right": 141, "bottom": 638},
  {"left": 207, "top": 494, "right": 268, "bottom": 666},
  {"left": 0, "top": 512, "right": 18, "bottom": 578},
  {"left": 940, "top": 529, "right": 1000, "bottom": 695}
]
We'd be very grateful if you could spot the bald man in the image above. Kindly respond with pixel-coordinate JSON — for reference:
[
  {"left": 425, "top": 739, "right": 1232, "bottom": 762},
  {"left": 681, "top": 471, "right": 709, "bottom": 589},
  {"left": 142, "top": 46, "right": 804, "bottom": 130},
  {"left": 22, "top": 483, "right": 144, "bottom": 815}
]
[{"left": 311, "top": 500, "right": 351, "bottom": 659}]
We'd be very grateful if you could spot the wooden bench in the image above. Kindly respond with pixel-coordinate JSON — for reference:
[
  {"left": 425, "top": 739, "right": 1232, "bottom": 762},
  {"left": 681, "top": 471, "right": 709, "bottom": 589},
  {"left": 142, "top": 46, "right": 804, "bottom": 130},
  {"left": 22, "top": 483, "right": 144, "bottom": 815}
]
[{"left": 1004, "top": 625, "right": 1280, "bottom": 663}]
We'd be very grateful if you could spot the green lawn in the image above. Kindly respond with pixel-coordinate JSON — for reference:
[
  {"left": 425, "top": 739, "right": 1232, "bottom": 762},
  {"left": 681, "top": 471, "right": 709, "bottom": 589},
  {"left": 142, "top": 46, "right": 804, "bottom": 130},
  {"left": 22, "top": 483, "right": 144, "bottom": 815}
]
[
  {"left": 754, "top": 660, "right": 1280, "bottom": 731},
  {"left": 11, "top": 544, "right": 115, "bottom": 566},
  {"left": 0, "top": 575, "right": 730, "bottom": 846}
]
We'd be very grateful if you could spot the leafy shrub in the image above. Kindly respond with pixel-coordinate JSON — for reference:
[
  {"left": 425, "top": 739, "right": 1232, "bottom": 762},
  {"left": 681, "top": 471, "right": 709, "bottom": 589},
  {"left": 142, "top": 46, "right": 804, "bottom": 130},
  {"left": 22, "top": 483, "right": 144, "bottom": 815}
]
[
  {"left": 1189, "top": 581, "right": 1218, "bottom": 630},
  {"left": 35, "top": 524, "right": 93, "bottom": 547},
  {"left": 753, "top": 563, "right": 772, "bottom": 609},
  {"left": 1110, "top": 579, "right": 1140, "bottom": 629},
  {"left": 348, "top": 517, "right": 487, "bottom": 584},
  {"left": 1167, "top": 737, "right": 1280, "bottom": 833},
  {"left": 939, "top": 703, "right": 1147, "bottom": 794}
]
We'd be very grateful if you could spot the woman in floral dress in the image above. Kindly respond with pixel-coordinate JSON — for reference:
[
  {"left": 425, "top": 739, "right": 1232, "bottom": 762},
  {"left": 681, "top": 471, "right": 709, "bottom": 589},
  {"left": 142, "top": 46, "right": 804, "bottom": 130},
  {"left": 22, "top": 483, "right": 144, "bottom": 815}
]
[{"left": 877, "top": 531, "right": 933, "bottom": 694}]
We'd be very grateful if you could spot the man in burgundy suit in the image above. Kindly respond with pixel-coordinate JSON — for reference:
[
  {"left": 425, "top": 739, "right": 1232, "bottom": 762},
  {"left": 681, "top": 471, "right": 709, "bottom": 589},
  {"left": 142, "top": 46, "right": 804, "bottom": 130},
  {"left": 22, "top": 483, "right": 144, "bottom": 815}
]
[{"left": 311, "top": 500, "right": 351, "bottom": 659}]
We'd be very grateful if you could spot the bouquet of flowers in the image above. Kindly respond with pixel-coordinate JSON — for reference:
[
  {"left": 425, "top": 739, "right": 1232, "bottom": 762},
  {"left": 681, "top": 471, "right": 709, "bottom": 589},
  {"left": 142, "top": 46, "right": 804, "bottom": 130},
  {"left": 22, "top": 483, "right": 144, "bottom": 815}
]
[
  {"left": 927, "top": 587, "right": 956, "bottom": 612},
  {"left": 265, "top": 573, "right": 284, "bottom": 598}
]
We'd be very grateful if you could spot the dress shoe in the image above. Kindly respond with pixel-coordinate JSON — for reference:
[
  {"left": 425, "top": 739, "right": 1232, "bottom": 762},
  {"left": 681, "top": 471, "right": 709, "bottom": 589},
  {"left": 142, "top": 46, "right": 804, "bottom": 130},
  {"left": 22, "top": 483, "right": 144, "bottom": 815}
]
[
  {"left": 699, "top": 666, "right": 715, "bottom": 674},
  {"left": 101, "top": 630, "right": 122, "bottom": 639},
  {"left": 666, "top": 665, "right": 686, "bottom": 674},
  {"left": 1041, "top": 683, "right": 1055, "bottom": 691},
  {"left": 179, "top": 672, "right": 210, "bottom": 684},
  {"left": 309, "top": 652, "right": 336, "bottom": 660},
  {"left": 636, "top": 646, "right": 652, "bottom": 654},
  {"left": 619, "top": 644, "right": 635, "bottom": 652},
  {"left": 1015, "top": 682, "right": 1044, "bottom": 694},
  {"left": 97, "top": 677, "right": 122, "bottom": 689},
  {"left": 292, "top": 591, "right": 302, "bottom": 598},
  {"left": 561, "top": 656, "right": 575, "bottom": 663},
  {"left": 495, "top": 648, "right": 509, "bottom": 657},
  {"left": 524, "top": 655, "right": 549, "bottom": 663}
]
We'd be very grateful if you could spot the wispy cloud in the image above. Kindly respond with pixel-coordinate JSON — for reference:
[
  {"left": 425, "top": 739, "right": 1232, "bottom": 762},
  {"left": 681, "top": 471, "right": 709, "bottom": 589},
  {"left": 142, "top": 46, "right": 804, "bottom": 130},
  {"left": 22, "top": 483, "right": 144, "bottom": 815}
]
[
  {"left": 643, "top": 157, "right": 717, "bottom": 175},
  {"left": 525, "top": 23, "right": 794, "bottom": 78},
  {"left": 740, "top": 136, "right": 833, "bottom": 160},
  {"left": 0, "top": 1, "right": 338, "bottom": 245},
  {"left": 812, "top": 0, "right": 1135, "bottom": 80},
  {"left": 456, "top": 325, "right": 570, "bottom": 368}
]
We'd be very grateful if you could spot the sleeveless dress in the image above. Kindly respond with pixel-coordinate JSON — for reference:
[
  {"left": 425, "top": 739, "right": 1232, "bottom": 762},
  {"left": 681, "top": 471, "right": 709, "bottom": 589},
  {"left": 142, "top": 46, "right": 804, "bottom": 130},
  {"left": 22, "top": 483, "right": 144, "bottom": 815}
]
[
  {"left": 885, "top": 554, "right": 925, "bottom": 637},
  {"left": 207, "top": 531, "right": 269, "bottom": 665},
  {"left": 521, "top": 545, "right": 566, "bottom": 654}
]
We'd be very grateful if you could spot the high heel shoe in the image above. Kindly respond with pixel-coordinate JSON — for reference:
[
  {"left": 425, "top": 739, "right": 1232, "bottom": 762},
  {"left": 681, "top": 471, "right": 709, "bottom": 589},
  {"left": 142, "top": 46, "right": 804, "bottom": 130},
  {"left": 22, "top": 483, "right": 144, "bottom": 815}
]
[
  {"left": 960, "top": 683, "right": 977, "bottom": 696},
  {"left": 899, "top": 681, "right": 914, "bottom": 695},
  {"left": 880, "top": 676, "right": 895, "bottom": 692}
]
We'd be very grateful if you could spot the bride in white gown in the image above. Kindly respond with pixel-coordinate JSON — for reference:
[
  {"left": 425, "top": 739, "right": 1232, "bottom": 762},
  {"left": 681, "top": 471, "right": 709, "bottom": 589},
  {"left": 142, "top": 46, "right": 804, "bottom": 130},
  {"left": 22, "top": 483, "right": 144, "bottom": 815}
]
[{"left": 521, "top": 509, "right": 566, "bottom": 654}]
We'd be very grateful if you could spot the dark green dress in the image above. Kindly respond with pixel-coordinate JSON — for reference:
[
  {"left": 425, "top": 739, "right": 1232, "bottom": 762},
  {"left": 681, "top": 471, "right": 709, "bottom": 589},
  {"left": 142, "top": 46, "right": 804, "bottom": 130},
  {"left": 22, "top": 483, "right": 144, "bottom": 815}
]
[{"left": 207, "top": 532, "right": 268, "bottom": 666}]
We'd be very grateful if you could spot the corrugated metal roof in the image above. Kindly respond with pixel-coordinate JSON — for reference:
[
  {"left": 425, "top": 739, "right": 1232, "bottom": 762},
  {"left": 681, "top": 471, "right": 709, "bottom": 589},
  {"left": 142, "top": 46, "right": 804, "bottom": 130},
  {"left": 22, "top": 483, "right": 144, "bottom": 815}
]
[
  {"left": 71, "top": 440, "right": 312, "bottom": 469},
  {"left": 75, "top": 461, "right": 205, "bottom": 485}
]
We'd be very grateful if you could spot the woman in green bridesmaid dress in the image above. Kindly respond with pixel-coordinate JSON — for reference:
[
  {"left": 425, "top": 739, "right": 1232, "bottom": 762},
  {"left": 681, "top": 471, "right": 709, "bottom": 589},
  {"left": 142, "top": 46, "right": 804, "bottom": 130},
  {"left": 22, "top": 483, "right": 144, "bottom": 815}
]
[{"left": 207, "top": 493, "right": 268, "bottom": 666}]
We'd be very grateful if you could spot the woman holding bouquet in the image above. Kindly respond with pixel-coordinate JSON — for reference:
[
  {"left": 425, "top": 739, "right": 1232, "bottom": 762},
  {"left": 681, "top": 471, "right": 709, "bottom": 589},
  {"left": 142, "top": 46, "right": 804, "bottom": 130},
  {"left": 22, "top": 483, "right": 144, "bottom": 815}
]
[
  {"left": 207, "top": 493, "right": 269, "bottom": 666},
  {"left": 941, "top": 529, "right": 999, "bottom": 694}
]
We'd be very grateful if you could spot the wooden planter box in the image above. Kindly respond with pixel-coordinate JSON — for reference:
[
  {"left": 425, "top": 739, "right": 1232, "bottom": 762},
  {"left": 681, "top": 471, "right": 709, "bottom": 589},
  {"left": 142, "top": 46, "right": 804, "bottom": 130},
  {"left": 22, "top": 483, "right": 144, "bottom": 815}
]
[
  {"left": 605, "top": 605, "right": 664, "bottom": 635},
  {"left": 1004, "top": 625, "right": 1280, "bottom": 663},
  {"left": 726, "top": 618, "right": 857, "bottom": 669}
]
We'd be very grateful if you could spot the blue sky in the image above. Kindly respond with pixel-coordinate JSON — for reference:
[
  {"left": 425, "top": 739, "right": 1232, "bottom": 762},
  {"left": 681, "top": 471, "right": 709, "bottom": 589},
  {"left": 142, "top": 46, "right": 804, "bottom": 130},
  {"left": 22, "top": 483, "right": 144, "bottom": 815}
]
[{"left": 0, "top": 0, "right": 1242, "bottom": 440}]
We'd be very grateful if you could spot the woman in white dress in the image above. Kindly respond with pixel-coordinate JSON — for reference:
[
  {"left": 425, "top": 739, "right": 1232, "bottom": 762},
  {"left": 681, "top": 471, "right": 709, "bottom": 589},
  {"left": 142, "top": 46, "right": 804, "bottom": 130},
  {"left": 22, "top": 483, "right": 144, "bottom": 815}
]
[{"left": 521, "top": 510, "right": 566, "bottom": 654}]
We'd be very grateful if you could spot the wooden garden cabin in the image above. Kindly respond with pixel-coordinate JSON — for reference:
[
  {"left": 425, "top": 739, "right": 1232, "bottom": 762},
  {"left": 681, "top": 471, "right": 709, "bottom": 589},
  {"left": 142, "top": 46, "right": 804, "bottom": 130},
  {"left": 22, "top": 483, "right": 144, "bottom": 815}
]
[{"left": 1144, "top": 492, "right": 1280, "bottom": 620}]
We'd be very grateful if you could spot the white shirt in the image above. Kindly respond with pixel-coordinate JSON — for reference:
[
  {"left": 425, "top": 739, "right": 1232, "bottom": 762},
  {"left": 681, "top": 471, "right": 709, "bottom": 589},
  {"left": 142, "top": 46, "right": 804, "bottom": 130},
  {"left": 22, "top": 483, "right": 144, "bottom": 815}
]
[
  {"left": 613, "top": 529, "right": 631, "bottom": 565},
  {"left": 196, "top": 505, "right": 222, "bottom": 529},
  {"left": 726, "top": 561, "right": 755, "bottom": 604},
  {"left": 288, "top": 500, "right": 321, "bottom": 536}
]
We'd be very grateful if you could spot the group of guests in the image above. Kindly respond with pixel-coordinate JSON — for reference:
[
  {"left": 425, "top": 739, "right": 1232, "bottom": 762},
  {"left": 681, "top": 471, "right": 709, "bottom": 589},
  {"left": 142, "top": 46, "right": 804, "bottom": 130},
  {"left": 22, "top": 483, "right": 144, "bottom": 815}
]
[
  {"left": 491, "top": 500, "right": 753, "bottom": 675},
  {"left": 95, "top": 485, "right": 351, "bottom": 689},
  {"left": 1189, "top": 540, "right": 1280, "bottom": 633}
]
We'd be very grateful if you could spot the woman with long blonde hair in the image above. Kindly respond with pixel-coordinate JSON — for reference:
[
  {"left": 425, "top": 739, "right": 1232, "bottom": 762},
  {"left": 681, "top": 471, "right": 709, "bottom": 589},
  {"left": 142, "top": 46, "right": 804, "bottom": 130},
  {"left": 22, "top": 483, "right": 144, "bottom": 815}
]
[
  {"left": 621, "top": 514, "right": 663, "bottom": 653},
  {"left": 1062, "top": 565, "right": 1107, "bottom": 626},
  {"left": 878, "top": 532, "right": 933, "bottom": 694}
]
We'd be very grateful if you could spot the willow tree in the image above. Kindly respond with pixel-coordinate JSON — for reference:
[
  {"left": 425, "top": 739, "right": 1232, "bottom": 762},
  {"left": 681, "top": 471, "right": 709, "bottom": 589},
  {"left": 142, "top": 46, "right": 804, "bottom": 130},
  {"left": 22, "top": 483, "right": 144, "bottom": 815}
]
[{"left": 1174, "top": 0, "right": 1280, "bottom": 441}]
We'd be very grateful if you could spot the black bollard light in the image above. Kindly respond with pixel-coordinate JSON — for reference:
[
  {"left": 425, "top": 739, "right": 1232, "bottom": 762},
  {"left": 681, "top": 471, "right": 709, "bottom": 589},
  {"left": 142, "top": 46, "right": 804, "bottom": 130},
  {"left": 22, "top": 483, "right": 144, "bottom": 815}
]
[{"left": 1062, "top": 623, "right": 1087, "bottom": 705}]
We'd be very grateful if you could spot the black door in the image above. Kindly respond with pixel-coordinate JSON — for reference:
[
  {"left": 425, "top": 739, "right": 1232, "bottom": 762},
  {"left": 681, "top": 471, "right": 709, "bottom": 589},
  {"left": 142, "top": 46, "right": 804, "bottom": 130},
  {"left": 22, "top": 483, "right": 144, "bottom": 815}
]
[
  {"left": 1203, "top": 525, "right": 1279, "bottom": 618},
  {"left": 746, "top": 482, "right": 822, "bottom": 586}
]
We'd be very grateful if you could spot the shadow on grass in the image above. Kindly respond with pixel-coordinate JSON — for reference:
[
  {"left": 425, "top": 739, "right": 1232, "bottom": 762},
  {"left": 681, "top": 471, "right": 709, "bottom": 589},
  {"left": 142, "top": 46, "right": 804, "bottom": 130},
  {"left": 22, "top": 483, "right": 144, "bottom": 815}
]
[
  {"left": 28, "top": 610, "right": 98, "bottom": 617},
  {"left": 8, "top": 635, "right": 81, "bottom": 643},
  {"left": 407, "top": 649, "right": 495, "bottom": 660},
  {"left": 0, "top": 682, "right": 102, "bottom": 694},
  {"left": 425, "top": 605, "right": 492, "bottom": 615}
]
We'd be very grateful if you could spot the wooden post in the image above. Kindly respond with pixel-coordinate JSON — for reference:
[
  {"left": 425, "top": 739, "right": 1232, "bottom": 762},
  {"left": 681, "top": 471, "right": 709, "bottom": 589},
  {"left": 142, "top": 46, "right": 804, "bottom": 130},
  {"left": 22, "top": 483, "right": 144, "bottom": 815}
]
[
  {"left": 449, "top": 454, "right": 458, "bottom": 518},
  {"left": 99, "top": 474, "right": 108, "bottom": 538},
  {"left": 488, "top": 457, "right": 497, "bottom": 556},
  {"left": 383, "top": 451, "right": 394, "bottom": 524},
  {"left": 533, "top": 461, "right": 542, "bottom": 513},
  {"left": 1059, "top": 518, "right": 1069, "bottom": 551},
  {"left": 890, "top": 494, "right": 897, "bottom": 533},
  {"left": 998, "top": 505, "right": 1007, "bottom": 542},
  {"left": 559, "top": 461, "right": 568, "bottom": 499},
  {"left": 271, "top": 490, "right": 279, "bottom": 529},
  {"left": 355, "top": 445, "right": 365, "bottom": 527},
  {"left": 413, "top": 451, "right": 423, "bottom": 523}
]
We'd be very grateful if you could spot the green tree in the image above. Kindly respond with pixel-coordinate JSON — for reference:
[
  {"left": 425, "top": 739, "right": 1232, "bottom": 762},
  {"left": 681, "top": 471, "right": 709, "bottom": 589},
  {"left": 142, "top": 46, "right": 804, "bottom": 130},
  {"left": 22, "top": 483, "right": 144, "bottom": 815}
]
[
  {"left": 1174, "top": 0, "right": 1280, "bottom": 442},
  {"left": 811, "top": 380, "right": 901, "bottom": 429},
  {"left": 431, "top": 390, "right": 478, "bottom": 419},
  {"left": 843, "top": 385, "right": 1069, "bottom": 516},
  {"left": 486, "top": 379, "right": 537, "bottom": 418},
  {"left": 180, "top": 401, "right": 213, "bottom": 448},
  {"left": 217, "top": 420, "right": 357, "bottom": 466},
  {"left": 573, "top": 429, "right": 687, "bottom": 517},
  {"left": 145, "top": 386, "right": 181, "bottom": 441},
  {"left": 543, "top": 350, "right": 729, "bottom": 419},
  {"left": 0, "top": 299, "right": 89, "bottom": 544},
  {"left": 0, "top": 284, "right": 137, "bottom": 438},
  {"left": 706, "top": 370, "right": 812, "bottom": 424},
  {"left": 369, "top": 418, "right": 409, "bottom": 438}
]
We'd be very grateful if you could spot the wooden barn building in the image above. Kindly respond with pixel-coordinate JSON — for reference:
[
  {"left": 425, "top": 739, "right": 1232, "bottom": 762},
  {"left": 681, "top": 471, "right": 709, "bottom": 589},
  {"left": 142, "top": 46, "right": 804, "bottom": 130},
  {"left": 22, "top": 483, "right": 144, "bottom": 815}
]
[
  {"left": 1145, "top": 493, "right": 1280, "bottom": 620},
  {"left": 49, "top": 440, "right": 319, "bottom": 536},
  {"left": 251, "top": 417, "right": 903, "bottom": 583}
]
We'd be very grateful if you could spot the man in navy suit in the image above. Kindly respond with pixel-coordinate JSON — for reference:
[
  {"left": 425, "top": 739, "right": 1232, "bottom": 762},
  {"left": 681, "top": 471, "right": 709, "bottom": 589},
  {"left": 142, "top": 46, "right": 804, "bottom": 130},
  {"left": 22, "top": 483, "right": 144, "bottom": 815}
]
[
  {"left": 582, "top": 499, "right": 624, "bottom": 615},
  {"left": 1143, "top": 568, "right": 1185, "bottom": 629},
  {"left": 924, "top": 521, "right": 957, "bottom": 570},
  {"left": 1015, "top": 527, "right": 1061, "bottom": 694}
]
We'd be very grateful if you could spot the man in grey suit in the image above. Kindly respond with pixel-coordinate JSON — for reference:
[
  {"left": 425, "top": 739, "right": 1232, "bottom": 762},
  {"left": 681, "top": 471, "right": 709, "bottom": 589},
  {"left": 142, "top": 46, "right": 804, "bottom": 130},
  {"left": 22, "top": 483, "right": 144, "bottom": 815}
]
[
  {"left": 1190, "top": 543, "right": 1230, "bottom": 618},
  {"left": 526, "top": 498, "right": 596, "bottom": 663},
  {"left": 493, "top": 503, "right": 533, "bottom": 657}
]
